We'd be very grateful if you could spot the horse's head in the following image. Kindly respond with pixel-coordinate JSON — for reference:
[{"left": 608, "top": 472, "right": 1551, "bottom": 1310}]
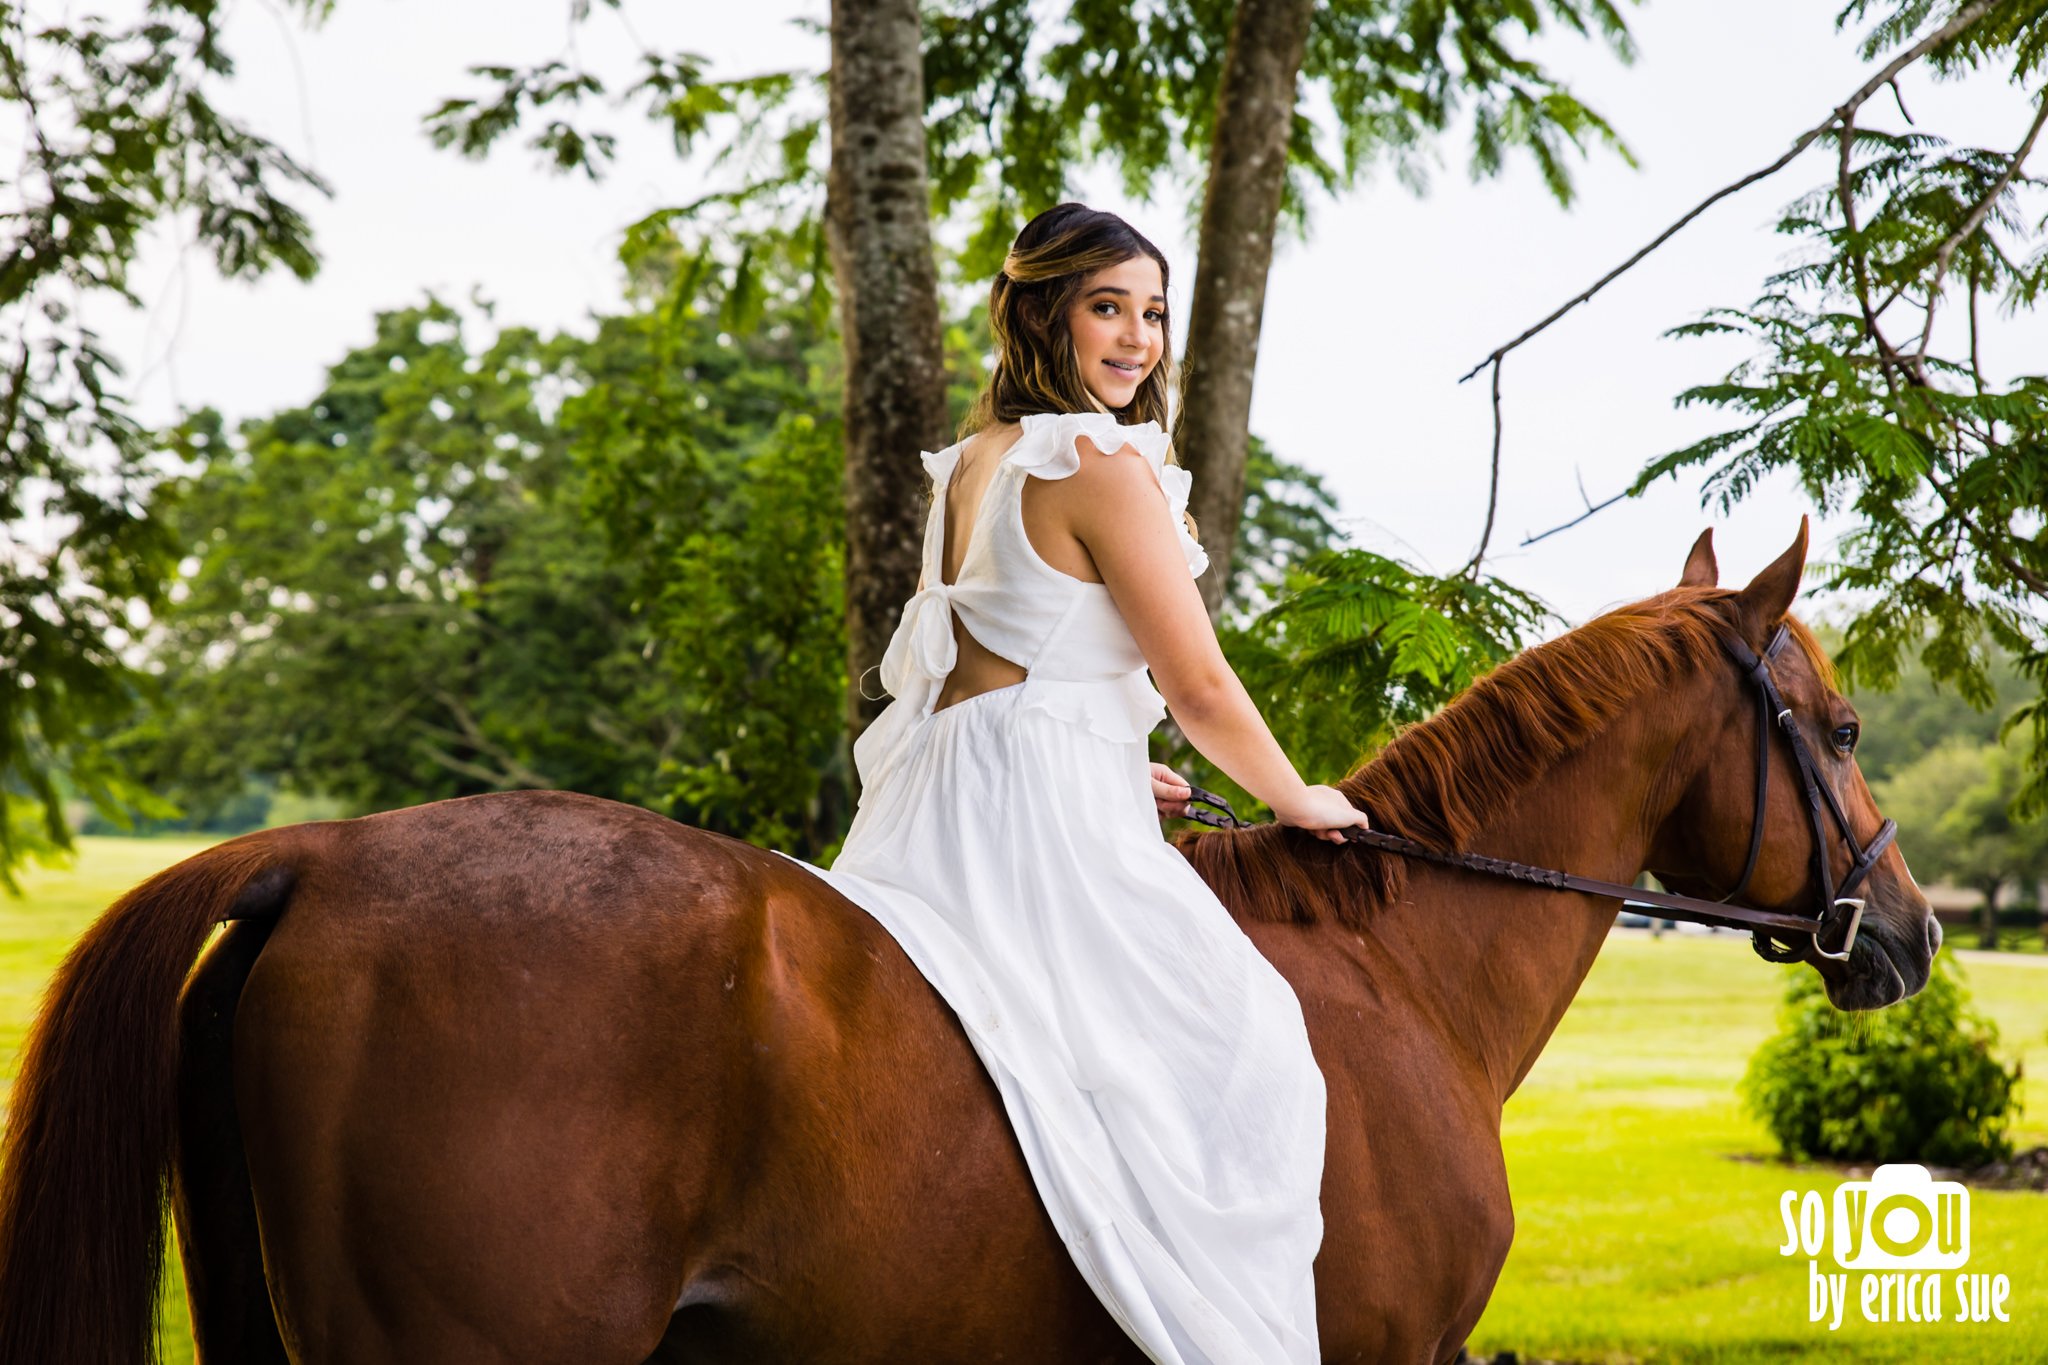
[{"left": 1648, "top": 519, "right": 1939, "bottom": 1010}]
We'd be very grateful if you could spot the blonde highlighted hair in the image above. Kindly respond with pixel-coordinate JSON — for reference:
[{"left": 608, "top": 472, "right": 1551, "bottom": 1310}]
[{"left": 963, "top": 202, "right": 1196, "bottom": 540}]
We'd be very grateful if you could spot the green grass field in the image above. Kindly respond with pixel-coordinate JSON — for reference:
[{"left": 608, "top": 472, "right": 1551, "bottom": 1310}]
[
  {"left": 1466, "top": 930, "right": 2048, "bottom": 1365},
  {"left": 3, "top": 837, "right": 2044, "bottom": 1363}
]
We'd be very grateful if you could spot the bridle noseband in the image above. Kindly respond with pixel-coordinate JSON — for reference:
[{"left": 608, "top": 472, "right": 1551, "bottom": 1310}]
[{"left": 1180, "top": 622, "right": 1899, "bottom": 965}]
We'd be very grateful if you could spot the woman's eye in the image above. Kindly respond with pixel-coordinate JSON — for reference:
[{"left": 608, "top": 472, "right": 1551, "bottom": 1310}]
[
  {"left": 1832, "top": 723, "right": 1859, "bottom": 754},
  {"left": 1145, "top": 309, "right": 1164, "bottom": 323}
]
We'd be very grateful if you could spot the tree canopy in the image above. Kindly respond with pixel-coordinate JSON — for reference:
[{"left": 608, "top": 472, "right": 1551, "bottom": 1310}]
[
  {"left": 424, "top": 0, "right": 1636, "bottom": 290},
  {"left": 113, "top": 271, "right": 862, "bottom": 856},
  {"left": 100, "top": 254, "right": 1376, "bottom": 857},
  {"left": 1875, "top": 736, "right": 2048, "bottom": 944},
  {"left": 0, "top": 0, "right": 329, "bottom": 888}
]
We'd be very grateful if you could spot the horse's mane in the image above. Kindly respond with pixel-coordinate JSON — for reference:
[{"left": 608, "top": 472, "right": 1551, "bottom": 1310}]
[{"left": 1173, "top": 586, "right": 1836, "bottom": 930}]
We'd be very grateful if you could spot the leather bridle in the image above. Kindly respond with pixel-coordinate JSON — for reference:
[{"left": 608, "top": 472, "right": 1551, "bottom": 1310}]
[
  {"left": 1180, "top": 623, "right": 1899, "bottom": 965},
  {"left": 1712, "top": 624, "right": 1898, "bottom": 961}
]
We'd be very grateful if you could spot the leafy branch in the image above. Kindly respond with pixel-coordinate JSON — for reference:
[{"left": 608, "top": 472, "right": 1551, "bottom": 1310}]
[{"left": 0, "top": 0, "right": 332, "bottom": 886}]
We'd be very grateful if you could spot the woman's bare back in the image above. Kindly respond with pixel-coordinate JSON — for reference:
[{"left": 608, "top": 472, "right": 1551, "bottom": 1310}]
[{"left": 931, "top": 422, "right": 1110, "bottom": 713}]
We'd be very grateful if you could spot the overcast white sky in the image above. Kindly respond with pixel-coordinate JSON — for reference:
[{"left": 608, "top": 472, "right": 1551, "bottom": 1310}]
[{"left": 90, "top": 0, "right": 2048, "bottom": 627}]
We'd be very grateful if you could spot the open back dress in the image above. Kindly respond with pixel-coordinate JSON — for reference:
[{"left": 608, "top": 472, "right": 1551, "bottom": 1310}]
[{"left": 772, "top": 410, "right": 1327, "bottom": 1365}]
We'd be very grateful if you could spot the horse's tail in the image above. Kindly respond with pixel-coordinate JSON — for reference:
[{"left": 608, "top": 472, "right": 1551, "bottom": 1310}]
[{"left": 0, "top": 830, "right": 300, "bottom": 1365}]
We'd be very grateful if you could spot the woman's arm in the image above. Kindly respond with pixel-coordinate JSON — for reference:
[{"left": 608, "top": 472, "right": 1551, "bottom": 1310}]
[{"left": 1066, "top": 440, "right": 1369, "bottom": 842}]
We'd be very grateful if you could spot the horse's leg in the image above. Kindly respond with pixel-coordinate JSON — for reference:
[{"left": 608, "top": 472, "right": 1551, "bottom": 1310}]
[{"left": 173, "top": 918, "right": 291, "bottom": 1365}]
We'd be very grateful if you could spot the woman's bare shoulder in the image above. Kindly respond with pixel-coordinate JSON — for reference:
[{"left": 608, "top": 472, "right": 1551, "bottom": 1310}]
[{"left": 1064, "top": 431, "right": 1163, "bottom": 494}]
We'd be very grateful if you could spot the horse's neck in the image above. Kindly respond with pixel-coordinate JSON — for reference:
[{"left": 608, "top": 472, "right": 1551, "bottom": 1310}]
[{"left": 1358, "top": 694, "right": 1697, "bottom": 1107}]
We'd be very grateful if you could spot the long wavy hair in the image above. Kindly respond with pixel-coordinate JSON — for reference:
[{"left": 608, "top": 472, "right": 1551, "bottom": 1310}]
[{"left": 960, "top": 202, "right": 1195, "bottom": 537}]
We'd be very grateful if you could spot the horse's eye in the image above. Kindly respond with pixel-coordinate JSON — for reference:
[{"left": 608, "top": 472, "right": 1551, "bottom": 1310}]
[{"left": 1832, "top": 723, "right": 1860, "bottom": 754}]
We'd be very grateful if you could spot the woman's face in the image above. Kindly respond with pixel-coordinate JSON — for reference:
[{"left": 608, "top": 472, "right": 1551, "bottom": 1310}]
[{"left": 1064, "top": 255, "right": 1166, "bottom": 410}]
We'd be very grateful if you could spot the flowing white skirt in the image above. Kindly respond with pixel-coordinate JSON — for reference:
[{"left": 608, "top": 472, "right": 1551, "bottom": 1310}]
[{"left": 774, "top": 681, "right": 1327, "bottom": 1365}]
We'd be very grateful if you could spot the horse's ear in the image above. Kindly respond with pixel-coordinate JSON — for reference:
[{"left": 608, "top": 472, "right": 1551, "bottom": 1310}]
[
  {"left": 1677, "top": 529, "right": 1718, "bottom": 588},
  {"left": 1734, "top": 516, "right": 1809, "bottom": 642}
]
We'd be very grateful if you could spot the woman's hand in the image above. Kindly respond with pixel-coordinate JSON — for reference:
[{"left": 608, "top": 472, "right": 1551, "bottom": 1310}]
[
  {"left": 1149, "top": 762, "right": 1194, "bottom": 819},
  {"left": 1273, "top": 783, "right": 1372, "bottom": 845}
]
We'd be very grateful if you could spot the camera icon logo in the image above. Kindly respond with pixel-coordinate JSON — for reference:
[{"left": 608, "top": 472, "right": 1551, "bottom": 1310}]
[{"left": 1832, "top": 1163, "right": 1969, "bottom": 1271}]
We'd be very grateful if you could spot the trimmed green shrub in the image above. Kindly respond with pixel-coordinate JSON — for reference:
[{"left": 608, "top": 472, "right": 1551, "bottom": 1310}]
[{"left": 1741, "top": 952, "right": 2021, "bottom": 1168}]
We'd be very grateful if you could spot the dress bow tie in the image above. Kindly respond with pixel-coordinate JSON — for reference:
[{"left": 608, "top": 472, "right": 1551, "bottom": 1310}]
[{"left": 879, "top": 584, "right": 958, "bottom": 696}]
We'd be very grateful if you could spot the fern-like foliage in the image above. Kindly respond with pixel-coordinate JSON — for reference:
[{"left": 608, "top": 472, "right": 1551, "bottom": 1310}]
[{"left": 1159, "top": 544, "right": 1553, "bottom": 816}]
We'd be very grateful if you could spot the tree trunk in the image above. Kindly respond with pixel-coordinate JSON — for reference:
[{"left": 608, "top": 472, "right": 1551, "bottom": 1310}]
[
  {"left": 1976, "top": 879, "right": 2002, "bottom": 950},
  {"left": 1175, "top": 0, "right": 1314, "bottom": 620},
  {"left": 825, "top": 0, "right": 950, "bottom": 774}
]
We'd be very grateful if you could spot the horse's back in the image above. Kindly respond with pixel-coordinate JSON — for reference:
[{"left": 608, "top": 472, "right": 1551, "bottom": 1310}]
[{"left": 222, "top": 790, "right": 1133, "bottom": 1362}]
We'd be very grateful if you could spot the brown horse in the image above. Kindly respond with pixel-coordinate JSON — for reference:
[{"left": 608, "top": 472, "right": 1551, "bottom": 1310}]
[{"left": 0, "top": 521, "right": 1936, "bottom": 1365}]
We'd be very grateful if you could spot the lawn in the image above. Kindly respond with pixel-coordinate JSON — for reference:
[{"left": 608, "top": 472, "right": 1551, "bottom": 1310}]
[
  {"left": 3, "top": 837, "right": 2044, "bottom": 1364},
  {"left": 1467, "top": 930, "right": 2048, "bottom": 1365}
]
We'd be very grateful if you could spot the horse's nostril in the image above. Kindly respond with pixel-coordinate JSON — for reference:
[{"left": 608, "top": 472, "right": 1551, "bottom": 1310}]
[{"left": 1926, "top": 916, "right": 1943, "bottom": 955}]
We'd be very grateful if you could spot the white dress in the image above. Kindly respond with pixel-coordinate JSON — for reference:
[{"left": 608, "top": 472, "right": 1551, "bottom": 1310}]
[{"left": 772, "top": 410, "right": 1326, "bottom": 1365}]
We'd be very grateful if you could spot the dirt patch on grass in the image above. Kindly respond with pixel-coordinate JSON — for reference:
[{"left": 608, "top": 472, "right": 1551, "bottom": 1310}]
[{"left": 1727, "top": 1145, "right": 2048, "bottom": 1191}]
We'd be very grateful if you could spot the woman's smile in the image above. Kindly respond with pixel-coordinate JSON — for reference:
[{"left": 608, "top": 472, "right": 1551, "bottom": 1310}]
[{"left": 1066, "top": 254, "right": 1166, "bottom": 408}]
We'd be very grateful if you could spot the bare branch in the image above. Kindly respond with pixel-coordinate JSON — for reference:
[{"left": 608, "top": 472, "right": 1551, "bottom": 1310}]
[
  {"left": 1833, "top": 105, "right": 1920, "bottom": 394},
  {"left": 1462, "top": 359, "right": 1504, "bottom": 577},
  {"left": 422, "top": 686, "right": 555, "bottom": 789},
  {"left": 1518, "top": 487, "right": 1630, "bottom": 548},
  {"left": 1872, "top": 274, "right": 1919, "bottom": 317},
  {"left": 409, "top": 739, "right": 542, "bottom": 791},
  {"left": 1839, "top": 106, "right": 1879, "bottom": 336},
  {"left": 1456, "top": 0, "right": 2003, "bottom": 386},
  {"left": 1968, "top": 260, "right": 1987, "bottom": 403},
  {"left": 1887, "top": 77, "right": 1915, "bottom": 125}
]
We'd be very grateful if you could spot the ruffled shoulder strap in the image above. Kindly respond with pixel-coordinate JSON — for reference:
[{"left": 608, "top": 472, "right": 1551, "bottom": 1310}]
[
  {"left": 1006, "top": 411, "right": 1209, "bottom": 578},
  {"left": 919, "top": 437, "right": 968, "bottom": 485},
  {"left": 1006, "top": 411, "right": 1171, "bottom": 481}
]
